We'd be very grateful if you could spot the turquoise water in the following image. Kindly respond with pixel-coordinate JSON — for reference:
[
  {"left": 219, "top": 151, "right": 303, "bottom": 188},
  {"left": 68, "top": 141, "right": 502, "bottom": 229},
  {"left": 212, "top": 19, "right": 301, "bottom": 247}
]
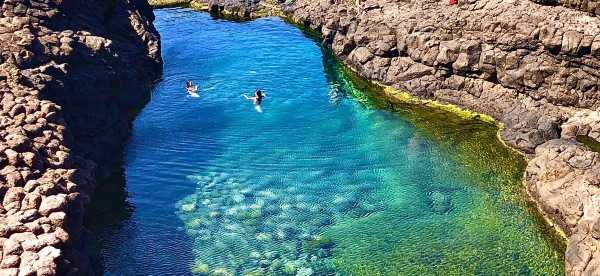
[{"left": 90, "top": 8, "right": 564, "bottom": 275}]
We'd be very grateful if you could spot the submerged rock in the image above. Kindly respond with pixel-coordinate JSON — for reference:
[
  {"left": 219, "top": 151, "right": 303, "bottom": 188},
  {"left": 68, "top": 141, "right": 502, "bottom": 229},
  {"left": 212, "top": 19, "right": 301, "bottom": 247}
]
[{"left": 428, "top": 190, "right": 452, "bottom": 214}]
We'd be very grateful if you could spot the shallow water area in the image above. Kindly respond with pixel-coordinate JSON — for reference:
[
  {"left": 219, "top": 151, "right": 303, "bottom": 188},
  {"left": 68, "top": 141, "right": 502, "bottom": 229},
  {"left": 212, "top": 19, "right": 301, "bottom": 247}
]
[{"left": 90, "top": 8, "right": 565, "bottom": 275}]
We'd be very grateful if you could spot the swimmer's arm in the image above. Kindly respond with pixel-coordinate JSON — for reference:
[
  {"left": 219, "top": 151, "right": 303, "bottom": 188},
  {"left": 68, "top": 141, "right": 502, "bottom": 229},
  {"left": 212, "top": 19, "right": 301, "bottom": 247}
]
[{"left": 242, "top": 94, "right": 254, "bottom": 100}]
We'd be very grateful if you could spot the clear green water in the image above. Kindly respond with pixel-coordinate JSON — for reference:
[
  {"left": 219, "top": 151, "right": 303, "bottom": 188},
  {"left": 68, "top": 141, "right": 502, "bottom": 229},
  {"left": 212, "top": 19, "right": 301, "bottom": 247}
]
[{"left": 91, "top": 8, "right": 564, "bottom": 275}]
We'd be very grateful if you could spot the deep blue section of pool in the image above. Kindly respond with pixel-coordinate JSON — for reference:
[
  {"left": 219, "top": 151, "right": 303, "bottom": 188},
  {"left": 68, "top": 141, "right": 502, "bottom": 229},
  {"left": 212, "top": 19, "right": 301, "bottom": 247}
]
[{"left": 90, "top": 9, "right": 563, "bottom": 275}]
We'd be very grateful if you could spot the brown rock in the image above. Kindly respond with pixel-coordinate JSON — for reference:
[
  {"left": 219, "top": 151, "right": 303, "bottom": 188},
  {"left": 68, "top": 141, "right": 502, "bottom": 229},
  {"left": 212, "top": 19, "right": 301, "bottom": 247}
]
[
  {"left": 0, "top": 255, "right": 19, "bottom": 269},
  {"left": 350, "top": 47, "right": 374, "bottom": 64},
  {"left": 36, "top": 233, "right": 60, "bottom": 248},
  {"left": 47, "top": 212, "right": 65, "bottom": 227},
  {"left": 19, "top": 209, "right": 39, "bottom": 223},
  {"left": 38, "top": 194, "right": 67, "bottom": 216},
  {"left": 5, "top": 134, "right": 30, "bottom": 152},
  {"left": 0, "top": 268, "right": 18, "bottom": 276},
  {"left": 21, "top": 181, "right": 37, "bottom": 193},
  {"left": 8, "top": 104, "right": 25, "bottom": 118},
  {"left": 4, "top": 172, "right": 23, "bottom": 187},
  {"left": 20, "top": 193, "right": 41, "bottom": 210},
  {"left": 3, "top": 149, "right": 19, "bottom": 166},
  {"left": 20, "top": 152, "right": 38, "bottom": 168},
  {"left": 53, "top": 227, "right": 69, "bottom": 244},
  {"left": 21, "top": 238, "right": 43, "bottom": 252},
  {"left": 17, "top": 251, "right": 37, "bottom": 276},
  {"left": 2, "top": 238, "right": 22, "bottom": 256},
  {"left": 9, "top": 232, "right": 36, "bottom": 243},
  {"left": 2, "top": 188, "right": 25, "bottom": 211}
]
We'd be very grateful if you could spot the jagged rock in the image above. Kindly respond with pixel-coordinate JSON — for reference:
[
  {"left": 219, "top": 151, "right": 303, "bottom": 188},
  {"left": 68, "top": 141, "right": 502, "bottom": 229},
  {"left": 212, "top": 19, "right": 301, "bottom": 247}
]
[
  {"left": 562, "top": 110, "right": 600, "bottom": 139},
  {"left": 37, "top": 247, "right": 59, "bottom": 260},
  {"left": 20, "top": 193, "right": 41, "bottom": 211},
  {"left": 19, "top": 210, "right": 40, "bottom": 223},
  {"left": 350, "top": 47, "right": 374, "bottom": 64},
  {"left": 4, "top": 172, "right": 23, "bottom": 187},
  {"left": 4, "top": 135, "right": 30, "bottom": 153},
  {"left": 18, "top": 251, "right": 38, "bottom": 276}
]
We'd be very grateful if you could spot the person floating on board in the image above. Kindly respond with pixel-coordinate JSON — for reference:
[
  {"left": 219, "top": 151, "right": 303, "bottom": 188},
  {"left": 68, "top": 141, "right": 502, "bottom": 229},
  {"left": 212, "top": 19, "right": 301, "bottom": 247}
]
[
  {"left": 242, "top": 90, "right": 266, "bottom": 105},
  {"left": 186, "top": 80, "right": 199, "bottom": 96}
]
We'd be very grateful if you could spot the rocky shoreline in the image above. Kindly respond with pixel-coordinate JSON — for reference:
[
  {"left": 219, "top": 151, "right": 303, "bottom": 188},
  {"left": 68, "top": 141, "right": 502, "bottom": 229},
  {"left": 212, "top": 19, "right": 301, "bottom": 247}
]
[
  {"left": 0, "top": 0, "right": 161, "bottom": 275},
  {"left": 1, "top": 0, "right": 597, "bottom": 274},
  {"left": 169, "top": 0, "right": 600, "bottom": 274}
]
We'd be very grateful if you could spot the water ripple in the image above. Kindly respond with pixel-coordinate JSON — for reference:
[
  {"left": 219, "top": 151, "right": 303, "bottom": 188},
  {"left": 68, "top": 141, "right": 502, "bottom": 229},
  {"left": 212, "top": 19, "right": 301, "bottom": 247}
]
[{"left": 93, "top": 8, "right": 564, "bottom": 276}]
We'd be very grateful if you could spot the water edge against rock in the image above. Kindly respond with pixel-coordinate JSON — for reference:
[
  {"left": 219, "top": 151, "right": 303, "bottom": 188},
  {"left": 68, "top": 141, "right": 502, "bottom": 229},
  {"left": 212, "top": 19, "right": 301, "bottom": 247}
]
[{"left": 89, "top": 9, "right": 564, "bottom": 275}]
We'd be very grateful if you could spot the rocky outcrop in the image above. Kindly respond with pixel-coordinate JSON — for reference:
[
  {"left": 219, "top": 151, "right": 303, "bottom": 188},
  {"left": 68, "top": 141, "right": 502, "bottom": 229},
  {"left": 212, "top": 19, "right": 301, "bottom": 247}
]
[
  {"left": 527, "top": 111, "right": 600, "bottom": 275},
  {"left": 0, "top": 0, "right": 161, "bottom": 275},
  {"left": 526, "top": 137, "right": 600, "bottom": 275},
  {"left": 287, "top": 0, "right": 600, "bottom": 153},
  {"left": 531, "top": 0, "right": 600, "bottom": 15},
  {"left": 202, "top": 0, "right": 286, "bottom": 18},
  {"left": 199, "top": 0, "right": 600, "bottom": 274},
  {"left": 149, "top": 0, "right": 191, "bottom": 8}
]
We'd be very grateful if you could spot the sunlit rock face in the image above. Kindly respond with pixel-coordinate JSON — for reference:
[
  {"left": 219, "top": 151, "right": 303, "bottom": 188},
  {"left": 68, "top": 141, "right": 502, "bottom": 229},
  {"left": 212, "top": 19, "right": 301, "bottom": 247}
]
[
  {"left": 0, "top": 0, "right": 161, "bottom": 274},
  {"left": 285, "top": 0, "right": 600, "bottom": 153}
]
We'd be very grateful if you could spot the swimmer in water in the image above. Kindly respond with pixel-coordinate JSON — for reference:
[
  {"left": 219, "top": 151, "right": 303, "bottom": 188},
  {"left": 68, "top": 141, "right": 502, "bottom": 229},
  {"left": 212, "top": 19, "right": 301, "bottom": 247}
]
[
  {"left": 186, "top": 80, "right": 198, "bottom": 94},
  {"left": 242, "top": 90, "right": 266, "bottom": 105}
]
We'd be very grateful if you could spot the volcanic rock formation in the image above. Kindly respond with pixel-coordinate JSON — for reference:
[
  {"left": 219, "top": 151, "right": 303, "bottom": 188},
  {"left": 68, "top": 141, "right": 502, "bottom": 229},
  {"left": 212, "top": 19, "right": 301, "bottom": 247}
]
[{"left": 0, "top": 0, "right": 161, "bottom": 275}]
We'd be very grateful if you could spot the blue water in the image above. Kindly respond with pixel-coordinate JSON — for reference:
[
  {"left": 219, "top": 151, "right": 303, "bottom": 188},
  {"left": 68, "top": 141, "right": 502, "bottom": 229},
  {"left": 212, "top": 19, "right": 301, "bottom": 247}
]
[{"left": 90, "top": 8, "right": 564, "bottom": 275}]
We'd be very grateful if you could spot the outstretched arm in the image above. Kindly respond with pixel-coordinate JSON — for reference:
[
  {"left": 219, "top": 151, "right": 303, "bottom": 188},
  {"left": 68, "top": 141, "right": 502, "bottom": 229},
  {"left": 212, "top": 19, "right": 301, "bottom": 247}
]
[{"left": 242, "top": 94, "right": 254, "bottom": 100}]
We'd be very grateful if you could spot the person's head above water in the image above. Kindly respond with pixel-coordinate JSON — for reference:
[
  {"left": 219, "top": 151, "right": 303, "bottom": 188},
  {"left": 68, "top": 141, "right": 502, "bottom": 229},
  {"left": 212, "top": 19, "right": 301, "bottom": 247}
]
[{"left": 255, "top": 90, "right": 263, "bottom": 98}]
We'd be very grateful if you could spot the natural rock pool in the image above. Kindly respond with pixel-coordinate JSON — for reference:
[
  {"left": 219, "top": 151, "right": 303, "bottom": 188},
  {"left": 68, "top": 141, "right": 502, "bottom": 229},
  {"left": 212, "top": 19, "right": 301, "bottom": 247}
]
[{"left": 89, "top": 8, "right": 565, "bottom": 275}]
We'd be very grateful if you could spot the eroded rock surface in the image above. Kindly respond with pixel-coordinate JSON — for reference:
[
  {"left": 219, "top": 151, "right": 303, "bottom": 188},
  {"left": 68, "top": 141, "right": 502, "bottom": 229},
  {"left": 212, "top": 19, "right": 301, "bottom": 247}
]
[
  {"left": 526, "top": 138, "right": 600, "bottom": 275},
  {"left": 0, "top": 0, "right": 161, "bottom": 275}
]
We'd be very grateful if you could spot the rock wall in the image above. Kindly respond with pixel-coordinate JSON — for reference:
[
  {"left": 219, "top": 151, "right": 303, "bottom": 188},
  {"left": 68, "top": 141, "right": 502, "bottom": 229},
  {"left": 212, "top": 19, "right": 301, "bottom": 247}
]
[
  {"left": 203, "top": 0, "right": 286, "bottom": 18},
  {"left": 204, "top": 0, "right": 600, "bottom": 274},
  {"left": 0, "top": 0, "right": 161, "bottom": 275},
  {"left": 531, "top": 0, "right": 600, "bottom": 15}
]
